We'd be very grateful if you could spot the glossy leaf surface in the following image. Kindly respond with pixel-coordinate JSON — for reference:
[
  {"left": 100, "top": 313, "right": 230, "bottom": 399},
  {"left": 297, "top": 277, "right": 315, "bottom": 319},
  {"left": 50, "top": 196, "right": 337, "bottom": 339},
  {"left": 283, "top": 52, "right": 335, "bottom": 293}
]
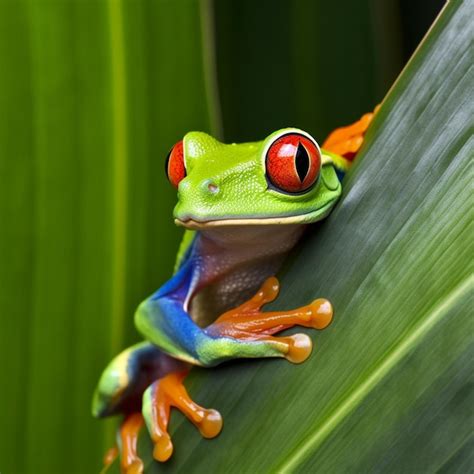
[
  {"left": 124, "top": 1, "right": 473, "bottom": 472},
  {"left": 1, "top": 1, "right": 464, "bottom": 473},
  {"left": 1, "top": 1, "right": 389, "bottom": 471}
]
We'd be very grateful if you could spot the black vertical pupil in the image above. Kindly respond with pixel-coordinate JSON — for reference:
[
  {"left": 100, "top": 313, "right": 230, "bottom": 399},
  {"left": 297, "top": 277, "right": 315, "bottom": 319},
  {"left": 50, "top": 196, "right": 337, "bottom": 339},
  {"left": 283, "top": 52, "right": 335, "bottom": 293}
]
[{"left": 295, "top": 142, "right": 310, "bottom": 182}]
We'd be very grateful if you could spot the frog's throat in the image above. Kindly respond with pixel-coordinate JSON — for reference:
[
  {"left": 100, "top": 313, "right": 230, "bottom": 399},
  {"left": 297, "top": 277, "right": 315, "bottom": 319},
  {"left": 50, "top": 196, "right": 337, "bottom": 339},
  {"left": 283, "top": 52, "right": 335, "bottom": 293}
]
[{"left": 174, "top": 200, "right": 337, "bottom": 230}]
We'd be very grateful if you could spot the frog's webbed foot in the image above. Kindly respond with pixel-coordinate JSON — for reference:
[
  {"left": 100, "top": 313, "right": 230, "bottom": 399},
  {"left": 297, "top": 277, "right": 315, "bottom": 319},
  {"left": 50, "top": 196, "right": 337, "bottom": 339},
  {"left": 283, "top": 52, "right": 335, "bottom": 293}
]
[
  {"left": 102, "top": 413, "right": 144, "bottom": 474},
  {"left": 322, "top": 105, "right": 379, "bottom": 159},
  {"left": 102, "top": 372, "right": 222, "bottom": 471},
  {"left": 142, "top": 371, "right": 222, "bottom": 463},
  {"left": 206, "top": 277, "right": 333, "bottom": 363}
]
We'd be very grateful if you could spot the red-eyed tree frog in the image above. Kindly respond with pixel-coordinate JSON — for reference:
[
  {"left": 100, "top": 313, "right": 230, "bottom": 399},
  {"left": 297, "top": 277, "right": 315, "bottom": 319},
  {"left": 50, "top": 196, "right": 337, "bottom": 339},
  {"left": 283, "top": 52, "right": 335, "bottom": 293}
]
[{"left": 92, "top": 110, "right": 376, "bottom": 473}]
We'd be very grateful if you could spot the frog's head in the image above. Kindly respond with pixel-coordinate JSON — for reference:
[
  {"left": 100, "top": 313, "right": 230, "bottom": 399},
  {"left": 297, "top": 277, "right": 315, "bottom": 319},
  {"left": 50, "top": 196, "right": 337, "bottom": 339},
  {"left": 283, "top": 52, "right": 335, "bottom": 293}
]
[{"left": 166, "top": 129, "right": 344, "bottom": 229}]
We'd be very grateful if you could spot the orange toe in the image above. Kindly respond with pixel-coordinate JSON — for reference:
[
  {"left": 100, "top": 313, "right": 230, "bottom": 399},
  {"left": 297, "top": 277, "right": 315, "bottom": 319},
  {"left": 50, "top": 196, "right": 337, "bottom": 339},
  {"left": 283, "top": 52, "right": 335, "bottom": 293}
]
[
  {"left": 285, "top": 334, "right": 313, "bottom": 363},
  {"left": 309, "top": 299, "right": 333, "bottom": 329}
]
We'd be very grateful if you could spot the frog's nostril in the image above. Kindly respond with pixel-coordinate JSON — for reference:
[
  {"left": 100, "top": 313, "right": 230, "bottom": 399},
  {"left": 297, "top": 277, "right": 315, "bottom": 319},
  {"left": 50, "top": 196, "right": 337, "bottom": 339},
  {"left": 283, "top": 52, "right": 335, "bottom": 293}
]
[
  {"left": 208, "top": 182, "right": 219, "bottom": 194},
  {"left": 202, "top": 179, "right": 219, "bottom": 195}
]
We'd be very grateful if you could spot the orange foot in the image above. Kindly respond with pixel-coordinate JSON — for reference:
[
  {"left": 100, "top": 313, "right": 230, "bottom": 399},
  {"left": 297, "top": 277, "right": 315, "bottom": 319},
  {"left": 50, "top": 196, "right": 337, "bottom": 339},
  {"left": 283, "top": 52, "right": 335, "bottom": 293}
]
[
  {"left": 102, "top": 373, "right": 222, "bottom": 473},
  {"left": 323, "top": 105, "right": 379, "bottom": 160},
  {"left": 207, "top": 277, "right": 333, "bottom": 363},
  {"left": 102, "top": 413, "right": 144, "bottom": 474},
  {"left": 142, "top": 371, "right": 222, "bottom": 464}
]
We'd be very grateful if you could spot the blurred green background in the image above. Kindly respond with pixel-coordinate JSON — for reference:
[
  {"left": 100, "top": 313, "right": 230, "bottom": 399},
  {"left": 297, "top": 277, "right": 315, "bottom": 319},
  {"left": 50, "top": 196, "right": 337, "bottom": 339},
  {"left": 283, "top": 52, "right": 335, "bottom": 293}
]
[{"left": 0, "top": 0, "right": 444, "bottom": 472}]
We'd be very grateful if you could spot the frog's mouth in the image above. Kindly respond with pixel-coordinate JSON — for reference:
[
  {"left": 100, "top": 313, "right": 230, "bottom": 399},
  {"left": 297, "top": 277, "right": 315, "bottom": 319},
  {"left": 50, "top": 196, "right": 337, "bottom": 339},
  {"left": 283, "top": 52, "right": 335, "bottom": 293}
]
[
  {"left": 175, "top": 215, "right": 307, "bottom": 229},
  {"left": 174, "top": 200, "right": 337, "bottom": 229}
]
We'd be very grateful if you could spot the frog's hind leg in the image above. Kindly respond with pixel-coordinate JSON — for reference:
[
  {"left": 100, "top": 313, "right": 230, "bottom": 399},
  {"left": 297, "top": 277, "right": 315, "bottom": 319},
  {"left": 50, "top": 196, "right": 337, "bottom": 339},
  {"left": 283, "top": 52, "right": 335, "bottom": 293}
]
[
  {"left": 92, "top": 342, "right": 185, "bottom": 472},
  {"left": 322, "top": 105, "right": 379, "bottom": 159},
  {"left": 92, "top": 342, "right": 184, "bottom": 418},
  {"left": 203, "top": 277, "right": 333, "bottom": 364},
  {"left": 142, "top": 371, "right": 223, "bottom": 463}
]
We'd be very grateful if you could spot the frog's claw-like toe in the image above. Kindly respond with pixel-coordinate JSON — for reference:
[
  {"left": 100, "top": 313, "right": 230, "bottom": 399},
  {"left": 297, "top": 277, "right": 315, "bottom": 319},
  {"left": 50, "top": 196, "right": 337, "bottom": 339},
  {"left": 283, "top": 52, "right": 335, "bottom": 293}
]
[
  {"left": 322, "top": 105, "right": 379, "bottom": 159},
  {"left": 103, "top": 413, "right": 145, "bottom": 474},
  {"left": 207, "top": 277, "right": 333, "bottom": 340},
  {"left": 142, "top": 371, "right": 223, "bottom": 463}
]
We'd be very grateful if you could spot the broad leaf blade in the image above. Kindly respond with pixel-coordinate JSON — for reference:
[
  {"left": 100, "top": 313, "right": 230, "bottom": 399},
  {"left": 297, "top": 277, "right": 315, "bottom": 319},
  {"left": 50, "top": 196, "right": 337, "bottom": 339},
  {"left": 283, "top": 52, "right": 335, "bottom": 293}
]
[
  {"left": 0, "top": 1, "right": 217, "bottom": 473},
  {"left": 134, "top": 0, "right": 473, "bottom": 472}
]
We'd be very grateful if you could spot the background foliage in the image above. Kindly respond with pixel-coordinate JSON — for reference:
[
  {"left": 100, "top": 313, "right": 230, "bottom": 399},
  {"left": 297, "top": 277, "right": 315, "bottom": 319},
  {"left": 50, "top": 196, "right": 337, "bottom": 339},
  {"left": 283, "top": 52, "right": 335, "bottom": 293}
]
[{"left": 0, "top": 1, "right": 451, "bottom": 473}]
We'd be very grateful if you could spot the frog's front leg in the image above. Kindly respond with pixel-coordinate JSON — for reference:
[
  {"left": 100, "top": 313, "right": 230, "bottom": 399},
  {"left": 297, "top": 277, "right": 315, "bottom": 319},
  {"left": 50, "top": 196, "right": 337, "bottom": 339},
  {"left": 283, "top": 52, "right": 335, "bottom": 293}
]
[
  {"left": 205, "top": 277, "right": 333, "bottom": 363},
  {"left": 136, "top": 276, "right": 331, "bottom": 367}
]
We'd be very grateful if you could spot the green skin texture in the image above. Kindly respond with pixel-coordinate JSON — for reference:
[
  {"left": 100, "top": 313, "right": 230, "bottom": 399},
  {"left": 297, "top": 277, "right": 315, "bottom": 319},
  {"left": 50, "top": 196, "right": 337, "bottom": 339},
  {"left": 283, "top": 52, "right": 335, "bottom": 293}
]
[
  {"left": 174, "top": 129, "right": 343, "bottom": 227},
  {"left": 93, "top": 128, "right": 349, "bottom": 457}
]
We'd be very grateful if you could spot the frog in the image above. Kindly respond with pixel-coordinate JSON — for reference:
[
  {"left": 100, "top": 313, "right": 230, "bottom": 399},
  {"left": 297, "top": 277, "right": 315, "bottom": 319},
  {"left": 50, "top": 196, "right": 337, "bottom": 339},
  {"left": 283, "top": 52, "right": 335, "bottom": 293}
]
[{"left": 92, "top": 109, "right": 376, "bottom": 473}]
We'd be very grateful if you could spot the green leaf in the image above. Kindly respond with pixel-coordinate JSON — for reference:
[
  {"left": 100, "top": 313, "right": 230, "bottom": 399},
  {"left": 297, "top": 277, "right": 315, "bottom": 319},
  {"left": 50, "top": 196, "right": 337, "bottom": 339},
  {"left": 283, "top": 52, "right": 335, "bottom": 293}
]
[
  {"left": 127, "top": 0, "right": 472, "bottom": 472},
  {"left": 0, "top": 1, "right": 217, "bottom": 473}
]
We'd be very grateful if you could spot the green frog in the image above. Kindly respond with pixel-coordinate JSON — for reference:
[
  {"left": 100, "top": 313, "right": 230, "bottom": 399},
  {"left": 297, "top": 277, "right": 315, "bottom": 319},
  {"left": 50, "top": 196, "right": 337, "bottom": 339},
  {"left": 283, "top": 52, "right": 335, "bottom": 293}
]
[{"left": 93, "top": 110, "right": 376, "bottom": 473}]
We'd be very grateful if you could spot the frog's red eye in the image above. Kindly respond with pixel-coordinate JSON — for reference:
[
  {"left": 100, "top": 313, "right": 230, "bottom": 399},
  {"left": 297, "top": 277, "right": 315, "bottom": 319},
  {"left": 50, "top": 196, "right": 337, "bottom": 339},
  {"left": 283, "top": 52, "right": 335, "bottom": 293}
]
[
  {"left": 166, "top": 140, "right": 186, "bottom": 188},
  {"left": 265, "top": 133, "right": 321, "bottom": 193}
]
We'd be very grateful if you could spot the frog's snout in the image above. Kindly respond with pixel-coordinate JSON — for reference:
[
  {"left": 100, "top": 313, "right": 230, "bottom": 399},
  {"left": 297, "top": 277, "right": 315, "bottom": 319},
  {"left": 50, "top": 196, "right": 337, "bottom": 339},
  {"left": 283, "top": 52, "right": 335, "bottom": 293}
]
[
  {"left": 173, "top": 176, "right": 223, "bottom": 224},
  {"left": 177, "top": 177, "right": 220, "bottom": 200}
]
